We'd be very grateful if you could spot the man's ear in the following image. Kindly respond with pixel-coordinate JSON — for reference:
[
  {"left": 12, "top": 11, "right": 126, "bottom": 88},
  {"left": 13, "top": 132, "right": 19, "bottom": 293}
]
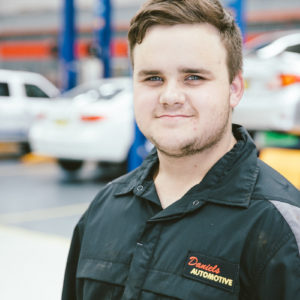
[{"left": 229, "top": 71, "right": 244, "bottom": 109}]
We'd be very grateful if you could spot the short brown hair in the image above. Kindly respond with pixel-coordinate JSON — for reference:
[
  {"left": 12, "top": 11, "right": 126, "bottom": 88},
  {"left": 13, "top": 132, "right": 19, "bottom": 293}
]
[{"left": 128, "top": 0, "right": 243, "bottom": 82}]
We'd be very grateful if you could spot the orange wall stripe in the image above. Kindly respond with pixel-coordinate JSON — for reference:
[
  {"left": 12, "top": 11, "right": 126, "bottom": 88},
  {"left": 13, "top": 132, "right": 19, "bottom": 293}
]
[
  {"left": 0, "top": 41, "right": 51, "bottom": 59},
  {"left": 0, "top": 39, "right": 128, "bottom": 60}
]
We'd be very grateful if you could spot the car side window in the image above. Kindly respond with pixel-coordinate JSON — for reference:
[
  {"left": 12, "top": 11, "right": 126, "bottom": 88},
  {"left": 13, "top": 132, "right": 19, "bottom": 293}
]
[
  {"left": 24, "top": 84, "right": 50, "bottom": 98},
  {"left": 0, "top": 82, "right": 10, "bottom": 97},
  {"left": 285, "top": 44, "right": 300, "bottom": 54}
]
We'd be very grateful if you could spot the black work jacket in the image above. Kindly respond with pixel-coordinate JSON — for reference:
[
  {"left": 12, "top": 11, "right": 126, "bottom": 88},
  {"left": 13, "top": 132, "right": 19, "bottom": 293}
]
[{"left": 62, "top": 125, "right": 300, "bottom": 300}]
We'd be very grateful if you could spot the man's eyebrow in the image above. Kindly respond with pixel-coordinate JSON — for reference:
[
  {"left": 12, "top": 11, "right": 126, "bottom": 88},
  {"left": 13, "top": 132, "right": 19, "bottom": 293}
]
[
  {"left": 178, "top": 67, "right": 212, "bottom": 75},
  {"left": 137, "top": 70, "right": 162, "bottom": 77},
  {"left": 137, "top": 68, "right": 213, "bottom": 77}
]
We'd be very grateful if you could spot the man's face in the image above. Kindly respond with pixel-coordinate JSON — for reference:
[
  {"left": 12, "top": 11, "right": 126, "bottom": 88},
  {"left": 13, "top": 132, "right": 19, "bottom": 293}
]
[{"left": 133, "top": 23, "right": 243, "bottom": 158}]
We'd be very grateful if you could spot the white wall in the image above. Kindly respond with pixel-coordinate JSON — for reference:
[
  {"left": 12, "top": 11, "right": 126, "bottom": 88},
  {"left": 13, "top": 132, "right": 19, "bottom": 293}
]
[
  {"left": 0, "top": 0, "right": 299, "bottom": 16},
  {"left": 0, "top": 0, "right": 145, "bottom": 15}
]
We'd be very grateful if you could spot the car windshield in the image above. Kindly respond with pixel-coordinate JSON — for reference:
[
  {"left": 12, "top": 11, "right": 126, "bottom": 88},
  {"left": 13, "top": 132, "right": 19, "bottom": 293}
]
[{"left": 60, "top": 81, "right": 123, "bottom": 100}]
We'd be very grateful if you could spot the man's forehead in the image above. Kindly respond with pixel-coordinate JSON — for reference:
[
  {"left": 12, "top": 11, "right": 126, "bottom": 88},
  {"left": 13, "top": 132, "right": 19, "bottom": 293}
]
[
  {"left": 131, "top": 23, "right": 227, "bottom": 77},
  {"left": 133, "top": 23, "right": 225, "bottom": 55}
]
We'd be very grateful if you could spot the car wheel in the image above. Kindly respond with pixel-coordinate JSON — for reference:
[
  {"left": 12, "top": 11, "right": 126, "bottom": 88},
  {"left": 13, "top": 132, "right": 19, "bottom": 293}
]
[
  {"left": 96, "top": 161, "right": 127, "bottom": 180},
  {"left": 57, "top": 159, "right": 84, "bottom": 172},
  {"left": 19, "top": 142, "right": 31, "bottom": 155}
]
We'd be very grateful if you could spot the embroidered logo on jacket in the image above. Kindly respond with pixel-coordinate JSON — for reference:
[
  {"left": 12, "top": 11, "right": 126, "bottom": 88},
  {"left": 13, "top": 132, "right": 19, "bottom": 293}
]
[{"left": 183, "top": 252, "right": 239, "bottom": 293}]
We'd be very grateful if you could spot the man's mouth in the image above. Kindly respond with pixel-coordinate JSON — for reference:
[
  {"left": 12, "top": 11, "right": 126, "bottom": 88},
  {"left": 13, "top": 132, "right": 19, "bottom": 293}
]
[{"left": 157, "top": 114, "right": 192, "bottom": 119}]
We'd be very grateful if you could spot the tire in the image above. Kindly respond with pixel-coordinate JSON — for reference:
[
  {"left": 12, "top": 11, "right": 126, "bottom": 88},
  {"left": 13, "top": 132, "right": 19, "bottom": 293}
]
[
  {"left": 19, "top": 142, "right": 31, "bottom": 155},
  {"left": 57, "top": 159, "right": 84, "bottom": 172},
  {"left": 97, "top": 160, "right": 127, "bottom": 180}
]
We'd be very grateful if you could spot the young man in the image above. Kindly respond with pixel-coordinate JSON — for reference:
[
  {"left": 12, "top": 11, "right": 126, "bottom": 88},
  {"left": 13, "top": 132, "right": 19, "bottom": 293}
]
[{"left": 62, "top": 1, "right": 300, "bottom": 299}]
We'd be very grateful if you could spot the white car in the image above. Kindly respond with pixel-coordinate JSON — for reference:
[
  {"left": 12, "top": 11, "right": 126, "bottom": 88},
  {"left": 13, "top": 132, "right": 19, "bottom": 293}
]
[
  {"left": 0, "top": 69, "right": 59, "bottom": 152},
  {"left": 233, "top": 31, "right": 300, "bottom": 133},
  {"left": 29, "top": 77, "right": 134, "bottom": 174}
]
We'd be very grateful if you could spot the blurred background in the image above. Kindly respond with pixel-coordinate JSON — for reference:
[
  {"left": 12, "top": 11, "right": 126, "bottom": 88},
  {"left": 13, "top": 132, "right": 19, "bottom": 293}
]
[
  {"left": 0, "top": 0, "right": 300, "bottom": 299},
  {"left": 0, "top": 0, "right": 299, "bottom": 84}
]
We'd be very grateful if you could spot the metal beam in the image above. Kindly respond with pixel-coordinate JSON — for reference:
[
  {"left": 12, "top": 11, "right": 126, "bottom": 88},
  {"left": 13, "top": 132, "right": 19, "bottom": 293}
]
[{"left": 60, "top": 0, "right": 77, "bottom": 91}]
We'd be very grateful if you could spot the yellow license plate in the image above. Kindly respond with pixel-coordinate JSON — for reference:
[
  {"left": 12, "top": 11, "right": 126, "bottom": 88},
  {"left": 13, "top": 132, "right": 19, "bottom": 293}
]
[{"left": 55, "top": 119, "right": 69, "bottom": 126}]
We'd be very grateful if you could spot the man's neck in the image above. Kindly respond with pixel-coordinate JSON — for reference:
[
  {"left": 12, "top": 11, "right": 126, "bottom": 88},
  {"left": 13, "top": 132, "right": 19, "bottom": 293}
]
[{"left": 154, "top": 134, "right": 237, "bottom": 209}]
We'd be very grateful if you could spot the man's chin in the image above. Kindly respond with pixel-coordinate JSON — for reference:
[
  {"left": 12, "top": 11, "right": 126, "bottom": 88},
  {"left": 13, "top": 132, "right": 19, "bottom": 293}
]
[
  {"left": 155, "top": 143, "right": 200, "bottom": 158},
  {"left": 149, "top": 136, "right": 204, "bottom": 158}
]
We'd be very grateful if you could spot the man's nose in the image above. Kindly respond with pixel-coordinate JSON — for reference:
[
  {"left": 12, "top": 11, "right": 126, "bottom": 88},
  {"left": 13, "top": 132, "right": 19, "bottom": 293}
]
[{"left": 159, "top": 82, "right": 185, "bottom": 105}]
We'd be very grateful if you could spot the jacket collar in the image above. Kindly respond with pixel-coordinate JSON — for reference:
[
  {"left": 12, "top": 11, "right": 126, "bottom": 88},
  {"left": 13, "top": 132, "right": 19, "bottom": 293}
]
[
  {"left": 113, "top": 125, "right": 259, "bottom": 209},
  {"left": 190, "top": 125, "right": 259, "bottom": 208}
]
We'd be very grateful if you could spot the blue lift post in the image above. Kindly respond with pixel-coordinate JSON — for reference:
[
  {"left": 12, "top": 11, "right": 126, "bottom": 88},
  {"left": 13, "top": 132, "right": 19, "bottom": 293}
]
[
  {"left": 224, "top": 0, "right": 246, "bottom": 38},
  {"left": 94, "top": 0, "right": 112, "bottom": 78},
  {"left": 60, "top": 0, "right": 77, "bottom": 92},
  {"left": 128, "top": 122, "right": 147, "bottom": 171},
  {"left": 94, "top": 0, "right": 147, "bottom": 171}
]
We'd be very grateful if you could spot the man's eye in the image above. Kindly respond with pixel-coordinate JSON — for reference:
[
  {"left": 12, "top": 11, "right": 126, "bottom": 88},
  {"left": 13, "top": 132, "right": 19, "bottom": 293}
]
[
  {"left": 186, "top": 75, "right": 202, "bottom": 81},
  {"left": 147, "top": 76, "right": 163, "bottom": 82}
]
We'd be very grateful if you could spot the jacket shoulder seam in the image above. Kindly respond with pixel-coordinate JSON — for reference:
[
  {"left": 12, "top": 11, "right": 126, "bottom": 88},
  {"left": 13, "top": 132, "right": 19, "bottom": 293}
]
[{"left": 270, "top": 200, "right": 300, "bottom": 255}]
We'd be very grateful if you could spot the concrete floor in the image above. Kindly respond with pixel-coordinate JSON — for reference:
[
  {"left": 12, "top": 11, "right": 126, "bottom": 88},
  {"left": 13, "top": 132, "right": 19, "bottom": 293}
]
[
  {"left": 0, "top": 225, "right": 69, "bottom": 300},
  {"left": 0, "top": 156, "right": 104, "bottom": 300}
]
